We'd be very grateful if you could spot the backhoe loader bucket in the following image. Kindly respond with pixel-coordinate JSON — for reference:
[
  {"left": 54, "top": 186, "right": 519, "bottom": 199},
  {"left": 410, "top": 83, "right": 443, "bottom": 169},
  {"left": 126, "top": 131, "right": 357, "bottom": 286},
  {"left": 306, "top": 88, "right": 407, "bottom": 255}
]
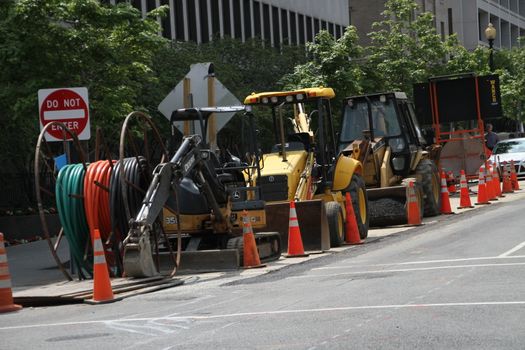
[
  {"left": 367, "top": 185, "right": 412, "bottom": 227},
  {"left": 255, "top": 199, "right": 330, "bottom": 253}
]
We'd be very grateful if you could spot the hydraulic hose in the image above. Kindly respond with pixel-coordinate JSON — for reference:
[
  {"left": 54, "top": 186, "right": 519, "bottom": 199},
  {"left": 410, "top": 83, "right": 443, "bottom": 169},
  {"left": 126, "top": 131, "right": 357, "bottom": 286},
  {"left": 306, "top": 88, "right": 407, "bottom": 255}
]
[{"left": 55, "top": 163, "right": 92, "bottom": 277}]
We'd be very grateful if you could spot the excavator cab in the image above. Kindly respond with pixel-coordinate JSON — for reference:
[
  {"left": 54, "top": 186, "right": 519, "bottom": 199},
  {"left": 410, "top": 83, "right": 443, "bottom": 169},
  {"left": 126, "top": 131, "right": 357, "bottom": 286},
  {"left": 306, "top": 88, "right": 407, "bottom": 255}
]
[
  {"left": 340, "top": 92, "right": 427, "bottom": 179},
  {"left": 338, "top": 92, "right": 441, "bottom": 227}
]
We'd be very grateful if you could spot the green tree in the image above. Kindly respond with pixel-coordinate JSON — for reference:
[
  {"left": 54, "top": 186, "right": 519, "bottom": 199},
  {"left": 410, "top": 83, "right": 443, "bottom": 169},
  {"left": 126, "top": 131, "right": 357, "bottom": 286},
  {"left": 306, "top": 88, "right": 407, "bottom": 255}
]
[
  {"left": 280, "top": 26, "right": 363, "bottom": 100},
  {"left": 498, "top": 44, "right": 525, "bottom": 123},
  {"left": 0, "top": 0, "right": 167, "bottom": 206},
  {"left": 364, "top": 0, "right": 452, "bottom": 94}
]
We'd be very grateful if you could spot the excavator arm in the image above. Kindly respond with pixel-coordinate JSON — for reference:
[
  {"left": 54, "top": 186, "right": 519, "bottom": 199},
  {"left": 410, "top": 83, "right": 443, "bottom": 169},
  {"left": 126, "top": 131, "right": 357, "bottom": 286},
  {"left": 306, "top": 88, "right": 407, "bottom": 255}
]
[{"left": 123, "top": 134, "right": 230, "bottom": 277}]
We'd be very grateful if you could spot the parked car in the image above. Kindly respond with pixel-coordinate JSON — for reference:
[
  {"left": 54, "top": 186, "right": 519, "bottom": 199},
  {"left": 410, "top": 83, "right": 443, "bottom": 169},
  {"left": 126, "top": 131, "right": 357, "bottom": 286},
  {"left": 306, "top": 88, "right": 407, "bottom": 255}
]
[{"left": 489, "top": 137, "right": 525, "bottom": 179}]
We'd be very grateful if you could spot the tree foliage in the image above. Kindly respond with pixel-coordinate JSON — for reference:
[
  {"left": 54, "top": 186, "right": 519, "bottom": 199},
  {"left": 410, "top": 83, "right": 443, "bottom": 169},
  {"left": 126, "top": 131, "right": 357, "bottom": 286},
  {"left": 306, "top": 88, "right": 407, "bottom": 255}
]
[
  {"left": 498, "top": 43, "right": 525, "bottom": 122},
  {"left": 0, "top": 0, "right": 167, "bottom": 171},
  {"left": 280, "top": 26, "right": 363, "bottom": 100}
]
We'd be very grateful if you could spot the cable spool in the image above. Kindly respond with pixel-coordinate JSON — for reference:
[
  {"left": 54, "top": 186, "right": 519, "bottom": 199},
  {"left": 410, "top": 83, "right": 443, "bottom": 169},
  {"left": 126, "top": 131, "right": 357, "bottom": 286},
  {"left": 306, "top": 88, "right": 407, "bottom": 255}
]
[
  {"left": 55, "top": 163, "right": 92, "bottom": 277},
  {"left": 83, "top": 160, "right": 118, "bottom": 273},
  {"left": 110, "top": 157, "right": 149, "bottom": 242}
]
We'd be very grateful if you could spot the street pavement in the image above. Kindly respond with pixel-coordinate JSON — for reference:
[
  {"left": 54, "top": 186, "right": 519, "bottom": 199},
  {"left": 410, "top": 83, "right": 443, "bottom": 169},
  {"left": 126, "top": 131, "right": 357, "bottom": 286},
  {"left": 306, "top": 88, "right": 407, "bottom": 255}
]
[{"left": 1, "top": 181, "right": 525, "bottom": 349}]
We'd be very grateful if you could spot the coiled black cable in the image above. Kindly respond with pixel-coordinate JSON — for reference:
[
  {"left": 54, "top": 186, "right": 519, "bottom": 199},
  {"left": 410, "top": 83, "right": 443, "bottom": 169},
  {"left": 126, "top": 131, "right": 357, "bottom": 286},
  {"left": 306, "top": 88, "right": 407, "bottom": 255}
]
[{"left": 109, "top": 157, "right": 149, "bottom": 242}]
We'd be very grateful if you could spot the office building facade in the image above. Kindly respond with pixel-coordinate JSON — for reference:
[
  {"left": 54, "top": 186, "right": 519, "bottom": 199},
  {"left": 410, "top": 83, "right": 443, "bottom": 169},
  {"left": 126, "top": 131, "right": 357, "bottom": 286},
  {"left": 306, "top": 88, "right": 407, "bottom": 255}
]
[
  {"left": 109, "top": 0, "right": 350, "bottom": 46},
  {"left": 351, "top": 0, "right": 525, "bottom": 50}
]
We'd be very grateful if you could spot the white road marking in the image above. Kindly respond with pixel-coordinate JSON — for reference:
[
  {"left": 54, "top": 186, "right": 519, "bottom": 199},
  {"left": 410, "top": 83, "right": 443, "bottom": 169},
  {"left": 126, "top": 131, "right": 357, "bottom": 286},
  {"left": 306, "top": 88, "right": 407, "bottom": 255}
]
[
  {"left": 313, "top": 255, "right": 525, "bottom": 270},
  {"left": 291, "top": 262, "right": 525, "bottom": 279},
  {"left": 2, "top": 301, "right": 525, "bottom": 331},
  {"left": 499, "top": 241, "right": 525, "bottom": 257}
]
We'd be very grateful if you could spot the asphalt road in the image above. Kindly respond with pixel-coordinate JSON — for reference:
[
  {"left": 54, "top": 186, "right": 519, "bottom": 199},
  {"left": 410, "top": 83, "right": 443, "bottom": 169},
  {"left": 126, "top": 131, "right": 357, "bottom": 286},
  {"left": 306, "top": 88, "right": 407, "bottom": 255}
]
[{"left": 2, "top": 196, "right": 525, "bottom": 349}]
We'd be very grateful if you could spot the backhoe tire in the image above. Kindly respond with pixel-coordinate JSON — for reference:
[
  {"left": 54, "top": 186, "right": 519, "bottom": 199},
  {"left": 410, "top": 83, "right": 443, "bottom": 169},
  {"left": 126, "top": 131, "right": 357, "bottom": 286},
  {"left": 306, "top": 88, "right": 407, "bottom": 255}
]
[
  {"left": 326, "top": 201, "right": 345, "bottom": 248},
  {"left": 226, "top": 236, "right": 244, "bottom": 266},
  {"left": 345, "top": 174, "right": 369, "bottom": 240},
  {"left": 415, "top": 159, "right": 441, "bottom": 217}
]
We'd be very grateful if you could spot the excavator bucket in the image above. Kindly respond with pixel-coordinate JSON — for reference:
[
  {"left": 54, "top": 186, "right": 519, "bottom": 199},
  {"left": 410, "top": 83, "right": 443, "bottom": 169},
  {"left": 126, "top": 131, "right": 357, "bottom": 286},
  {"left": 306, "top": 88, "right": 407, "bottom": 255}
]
[
  {"left": 123, "top": 233, "right": 159, "bottom": 278},
  {"left": 255, "top": 199, "right": 330, "bottom": 253},
  {"left": 367, "top": 185, "right": 409, "bottom": 227}
]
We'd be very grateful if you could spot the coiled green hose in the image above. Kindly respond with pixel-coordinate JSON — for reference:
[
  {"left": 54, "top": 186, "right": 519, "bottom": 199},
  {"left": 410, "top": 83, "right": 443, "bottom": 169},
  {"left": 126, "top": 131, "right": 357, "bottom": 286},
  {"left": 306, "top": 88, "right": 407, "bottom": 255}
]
[{"left": 56, "top": 163, "right": 92, "bottom": 277}]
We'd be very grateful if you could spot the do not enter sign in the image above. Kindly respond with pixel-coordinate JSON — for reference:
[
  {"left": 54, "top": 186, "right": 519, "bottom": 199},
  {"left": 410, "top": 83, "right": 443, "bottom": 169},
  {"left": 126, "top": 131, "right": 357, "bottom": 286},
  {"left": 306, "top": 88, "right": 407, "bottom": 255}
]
[{"left": 38, "top": 87, "right": 91, "bottom": 141}]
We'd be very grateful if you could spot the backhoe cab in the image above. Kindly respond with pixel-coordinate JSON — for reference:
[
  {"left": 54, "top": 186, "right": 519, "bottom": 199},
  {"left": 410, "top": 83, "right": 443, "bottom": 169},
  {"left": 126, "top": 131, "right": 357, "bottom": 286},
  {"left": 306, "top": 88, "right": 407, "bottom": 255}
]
[
  {"left": 339, "top": 92, "right": 441, "bottom": 226},
  {"left": 244, "top": 87, "right": 369, "bottom": 247}
]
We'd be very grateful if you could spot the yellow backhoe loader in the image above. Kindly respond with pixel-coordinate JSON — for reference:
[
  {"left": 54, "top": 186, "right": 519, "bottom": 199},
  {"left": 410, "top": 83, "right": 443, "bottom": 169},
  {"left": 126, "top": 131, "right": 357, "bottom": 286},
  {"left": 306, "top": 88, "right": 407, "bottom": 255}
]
[
  {"left": 338, "top": 92, "right": 441, "bottom": 226},
  {"left": 244, "top": 87, "right": 369, "bottom": 248}
]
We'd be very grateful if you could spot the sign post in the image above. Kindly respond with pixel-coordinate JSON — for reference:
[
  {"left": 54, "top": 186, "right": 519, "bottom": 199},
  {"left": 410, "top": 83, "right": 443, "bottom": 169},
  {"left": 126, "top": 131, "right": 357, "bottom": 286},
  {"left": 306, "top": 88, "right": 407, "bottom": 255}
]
[{"left": 38, "top": 87, "right": 91, "bottom": 141}]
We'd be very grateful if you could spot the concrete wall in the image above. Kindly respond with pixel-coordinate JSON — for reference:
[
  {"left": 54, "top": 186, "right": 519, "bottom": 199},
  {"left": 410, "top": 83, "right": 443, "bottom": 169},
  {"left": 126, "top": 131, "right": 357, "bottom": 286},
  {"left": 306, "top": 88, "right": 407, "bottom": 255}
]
[
  {"left": 447, "top": 0, "right": 525, "bottom": 50},
  {"left": 262, "top": 0, "right": 350, "bottom": 26}
]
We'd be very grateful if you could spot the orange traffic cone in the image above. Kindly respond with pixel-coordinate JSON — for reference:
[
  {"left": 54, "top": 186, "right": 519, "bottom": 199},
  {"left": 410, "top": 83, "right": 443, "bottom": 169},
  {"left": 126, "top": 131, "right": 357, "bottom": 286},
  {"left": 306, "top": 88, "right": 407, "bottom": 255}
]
[
  {"left": 457, "top": 170, "right": 474, "bottom": 209},
  {"left": 485, "top": 164, "right": 496, "bottom": 201},
  {"left": 502, "top": 162, "right": 514, "bottom": 194},
  {"left": 344, "top": 192, "right": 364, "bottom": 244},
  {"left": 475, "top": 167, "right": 491, "bottom": 205},
  {"left": 440, "top": 171, "right": 453, "bottom": 214},
  {"left": 510, "top": 160, "right": 520, "bottom": 190},
  {"left": 493, "top": 164, "right": 504, "bottom": 198},
  {"left": 242, "top": 211, "right": 266, "bottom": 267},
  {"left": 406, "top": 180, "right": 422, "bottom": 226},
  {"left": 286, "top": 201, "right": 310, "bottom": 257},
  {"left": 87, "top": 229, "right": 118, "bottom": 304},
  {"left": 447, "top": 171, "right": 457, "bottom": 194},
  {"left": 0, "top": 233, "right": 22, "bottom": 313}
]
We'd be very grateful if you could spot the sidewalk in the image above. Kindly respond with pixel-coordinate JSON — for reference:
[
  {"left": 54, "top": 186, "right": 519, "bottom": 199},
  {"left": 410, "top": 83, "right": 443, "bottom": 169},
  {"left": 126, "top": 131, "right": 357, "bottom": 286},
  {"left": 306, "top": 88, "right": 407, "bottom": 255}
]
[{"left": 6, "top": 180, "right": 525, "bottom": 292}]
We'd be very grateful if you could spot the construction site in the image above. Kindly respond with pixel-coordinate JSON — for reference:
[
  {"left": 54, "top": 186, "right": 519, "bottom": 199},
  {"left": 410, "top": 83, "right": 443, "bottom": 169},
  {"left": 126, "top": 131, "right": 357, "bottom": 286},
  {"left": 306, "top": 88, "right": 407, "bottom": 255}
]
[{"left": 1, "top": 65, "right": 525, "bottom": 349}]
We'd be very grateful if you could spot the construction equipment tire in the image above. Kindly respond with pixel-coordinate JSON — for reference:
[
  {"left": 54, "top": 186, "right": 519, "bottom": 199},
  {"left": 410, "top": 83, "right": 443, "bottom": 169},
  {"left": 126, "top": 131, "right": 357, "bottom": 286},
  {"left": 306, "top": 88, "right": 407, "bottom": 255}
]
[
  {"left": 326, "top": 201, "right": 345, "bottom": 247},
  {"left": 415, "top": 159, "right": 441, "bottom": 217},
  {"left": 345, "top": 174, "right": 369, "bottom": 239},
  {"left": 226, "top": 236, "right": 244, "bottom": 266}
]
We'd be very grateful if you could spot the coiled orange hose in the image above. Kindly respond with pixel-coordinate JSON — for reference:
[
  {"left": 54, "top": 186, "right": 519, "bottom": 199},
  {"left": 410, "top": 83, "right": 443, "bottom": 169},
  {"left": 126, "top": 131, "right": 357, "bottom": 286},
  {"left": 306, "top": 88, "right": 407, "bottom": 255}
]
[{"left": 83, "top": 160, "right": 115, "bottom": 242}]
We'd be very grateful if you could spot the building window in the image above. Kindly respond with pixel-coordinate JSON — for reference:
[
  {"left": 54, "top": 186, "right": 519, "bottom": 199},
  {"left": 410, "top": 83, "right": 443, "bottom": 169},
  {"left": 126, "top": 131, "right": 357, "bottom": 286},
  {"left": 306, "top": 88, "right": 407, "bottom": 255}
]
[
  {"left": 440, "top": 21, "right": 445, "bottom": 41},
  {"left": 199, "top": 0, "right": 209, "bottom": 43},
  {"left": 335, "top": 24, "right": 341, "bottom": 39},
  {"left": 328, "top": 22, "right": 334, "bottom": 36},
  {"left": 298, "top": 14, "right": 305, "bottom": 44},
  {"left": 243, "top": 0, "right": 252, "bottom": 39},
  {"left": 161, "top": 0, "right": 171, "bottom": 38},
  {"left": 263, "top": 3, "right": 270, "bottom": 42},
  {"left": 272, "top": 6, "right": 279, "bottom": 47},
  {"left": 281, "top": 8, "right": 288, "bottom": 43},
  {"left": 132, "top": 0, "right": 142, "bottom": 12},
  {"left": 290, "top": 11, "right": 297, "bottom": 44},
  {"left": 314, "top": 18, "right": 320, "bottom": 37},
  {"left": 211, "top": 0, "right": 220, "bottom": 37},
  {"left": 175, "top": 0, "right": 185, "bottom": 40},
  {"left": 321, "top": 20, "right": 327, "bottom": 31},
  {"left": 187, "top": 0, "right": 197, "bottom": 41},
  {"left": 223, "top": 0, "right": 231, "bottom": 37},
  {"left": 147, "top": 0, "right": 156, "bottom": 11},
  {"left": 447, "top": 8, "right": 453, "bottom": 35},
  {"left": 254, "top": 1, "right": 261, "bottom": 38},
  {"left": 234, "top": 0, "right": 242, "bottom": 38},
  {"left": 306, "top": 16, "right": 313, "bottom": 42}
]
